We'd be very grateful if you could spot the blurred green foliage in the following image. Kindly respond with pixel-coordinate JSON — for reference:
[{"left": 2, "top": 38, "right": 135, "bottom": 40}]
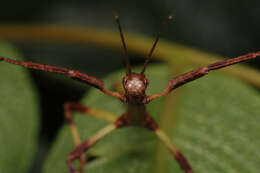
[{"left": 0, "top": 41, "right": 39, "bottom": 173}]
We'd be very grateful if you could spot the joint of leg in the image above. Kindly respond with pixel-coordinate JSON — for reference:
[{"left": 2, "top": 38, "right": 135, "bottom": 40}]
[
  {"left": 65, "top": 102, "right": 89, "bottom": 113},
  {"left": 115, "top": 114, "right": 129, "bottom": 128},
  {"left": 144, "top": 116, "right": 158, "bottom": 131},
  {"left": 66, "top": 155, "right": 76, "bottom": 173},
  {"left": 70, "top": 141, "right": 89, "bottom": 157},
  {"left": 175, "top": 151, "right": 193, "bottom": 173},
  {"left": 64, "top": 103, "right": 72, "bottom": 123}
]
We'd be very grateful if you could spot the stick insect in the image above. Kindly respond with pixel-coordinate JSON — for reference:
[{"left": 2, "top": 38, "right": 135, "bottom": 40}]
[{"left": 0, "top": 13, "right": 259, "bottom": 173}]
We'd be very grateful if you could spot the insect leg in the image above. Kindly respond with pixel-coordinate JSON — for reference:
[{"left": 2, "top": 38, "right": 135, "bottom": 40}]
[
  {"left": 64, "top": 102, "right": 117, "bottom": 173},
  {"left": 143, "top": 115, "right": 193, "bottom": 173},
  {"left": 66, "top": 123, "right": 117, "bottom": 173},
  {"left": 155, "top": 129, "right": 193, "bottom": 173},
  {"left": 0, "top": 57, "right": 125, "bottom": 101},
  {"left": 147, "top": 51, "right": 260, "bottom": 102}
]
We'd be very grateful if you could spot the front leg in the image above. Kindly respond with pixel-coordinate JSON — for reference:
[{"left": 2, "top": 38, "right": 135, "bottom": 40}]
[
  {"left": 147, "top": 51, "right": 260, "bottom": 102},
  {"left": 0, "top": 57, "right": 125, "bottom": 101}
]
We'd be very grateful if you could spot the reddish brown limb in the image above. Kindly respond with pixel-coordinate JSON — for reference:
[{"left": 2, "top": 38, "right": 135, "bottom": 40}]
[
  {"left": 155, "top": 129, "right": 193, "bottom": 173},
  {"left": 0, "top": 57, "right": 125, "bottom": 101},
  {"left": 64, "top": 102, "right": 116, "bottom": 145},
  {"left": 140, "top": 115, "right": 193, "bottom": 173},
  {"left": 64, "top": 102, "right": 117, "bottom": 173},
  {"left": 112, "top": 11, "right": 132, "bottom": 76},
  {"left": 64, "top": 103, "right": 86, "bottom": 173},
  {"left": 66, "top": 124, "right": 117, "bottom": 173},
  {"left": 147, "top": 51, "right": 260, "bottom": 102}
]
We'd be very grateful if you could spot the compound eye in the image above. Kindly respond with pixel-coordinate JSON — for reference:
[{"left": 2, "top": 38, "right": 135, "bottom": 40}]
[{"left": 144, "top": 78, "right": 149, "bottom": 85}]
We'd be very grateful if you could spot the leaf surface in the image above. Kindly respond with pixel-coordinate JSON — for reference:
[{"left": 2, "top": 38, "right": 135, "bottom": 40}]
[
  {"left": 0, "top": 41, "right": 39, "bottom": 173},
  {"left": 43, "top": 64, "right": 260, "bottom": 173}
]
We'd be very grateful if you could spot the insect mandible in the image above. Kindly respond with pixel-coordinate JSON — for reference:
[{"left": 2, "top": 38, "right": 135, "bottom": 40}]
[{"left": 0, "top": 13, "right": 259, "bottom": 173}]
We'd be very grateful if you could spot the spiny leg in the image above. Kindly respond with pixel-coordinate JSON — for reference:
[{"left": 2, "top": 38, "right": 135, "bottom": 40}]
[
  {"left": 143, "top": 115, "right": 193, "bottom": 173},
  {"left": 115, "top": 113, "right": 193, "bottom": 173},
  {"left": 148, "top": 51, "right": 260, "bottom": 102},
  {"left": 155, "top": 129, "right": 193, "bottom": 173},
  {"left": 0, "top": 57, "right": 124, "bottom": 101},
  {"left": 66, "top": 123, "right": 117, "bottom": 173},
  {"left": 64, "top": 102, "right": 117, "bottom": 172}
]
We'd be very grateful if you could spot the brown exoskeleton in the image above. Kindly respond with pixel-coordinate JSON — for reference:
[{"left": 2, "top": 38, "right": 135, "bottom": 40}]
[{"left": 0, "top": 13, "right": 259, "bottom": 173}]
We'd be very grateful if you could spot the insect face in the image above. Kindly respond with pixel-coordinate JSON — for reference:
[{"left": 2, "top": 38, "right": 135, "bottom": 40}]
[{"left": 122, "top": 73, "right": 149, "bottom": 97}]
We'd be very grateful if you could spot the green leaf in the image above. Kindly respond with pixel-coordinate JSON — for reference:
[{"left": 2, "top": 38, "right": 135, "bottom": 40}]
[
  {"left": 43, "top": 64, "right": 260, "bottom": 173},
  {"left": 0, "top": 41, "right": 39, "bottom": 173}
]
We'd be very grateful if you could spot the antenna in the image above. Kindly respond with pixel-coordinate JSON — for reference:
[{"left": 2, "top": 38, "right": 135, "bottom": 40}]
[
  {"left": 112, "top": 11, "right": 132, "bottom": 76},
  {"left": 140, "top": 14, "right": 175, "bottom": 75}
]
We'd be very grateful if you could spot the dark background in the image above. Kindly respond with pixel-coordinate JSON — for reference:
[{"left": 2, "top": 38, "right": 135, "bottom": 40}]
[{"left": 0, "top": 0, "right": 259, "bottom": 172}]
